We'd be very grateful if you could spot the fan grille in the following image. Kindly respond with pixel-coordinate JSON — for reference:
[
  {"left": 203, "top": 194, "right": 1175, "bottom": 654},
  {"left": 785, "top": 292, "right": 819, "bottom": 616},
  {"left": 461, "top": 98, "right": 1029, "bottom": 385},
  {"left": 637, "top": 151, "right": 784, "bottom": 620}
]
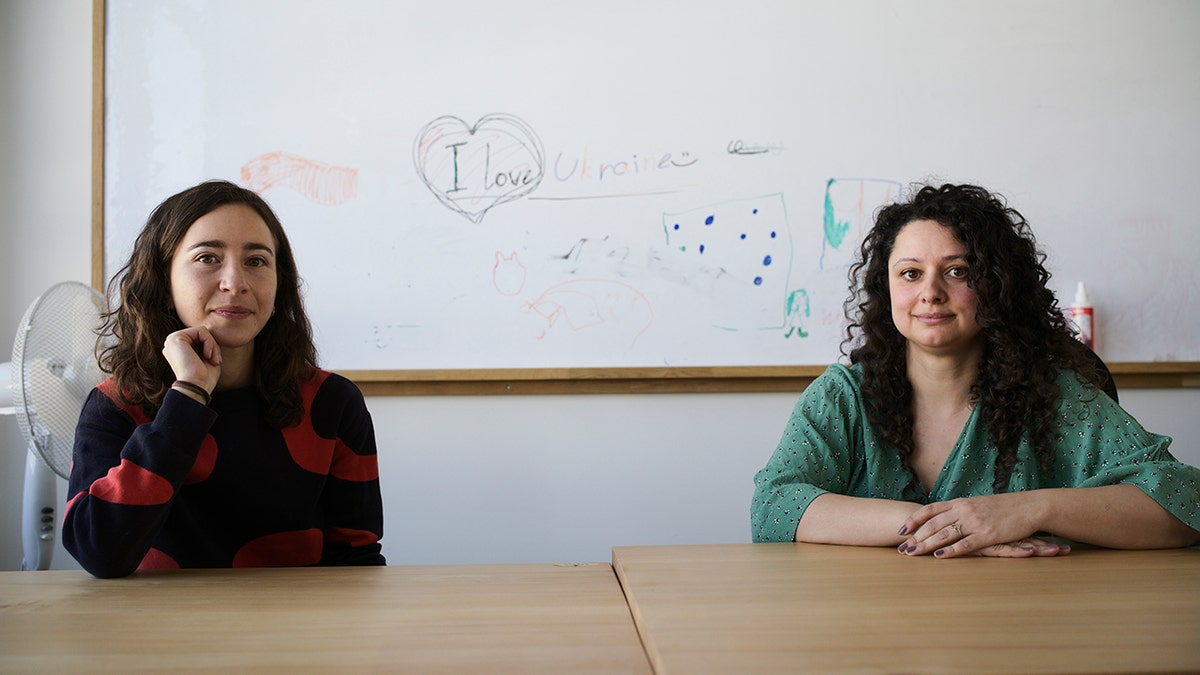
[{"left": 11, "top": 282, "right": 107, "bottom": 479}]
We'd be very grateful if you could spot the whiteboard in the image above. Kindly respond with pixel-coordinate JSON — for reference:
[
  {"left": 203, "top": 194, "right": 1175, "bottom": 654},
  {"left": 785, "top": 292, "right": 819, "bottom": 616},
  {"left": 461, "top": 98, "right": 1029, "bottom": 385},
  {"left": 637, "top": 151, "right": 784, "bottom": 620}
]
[{"left": 102, "top": 0, "right": 1200, "bottom": 370}]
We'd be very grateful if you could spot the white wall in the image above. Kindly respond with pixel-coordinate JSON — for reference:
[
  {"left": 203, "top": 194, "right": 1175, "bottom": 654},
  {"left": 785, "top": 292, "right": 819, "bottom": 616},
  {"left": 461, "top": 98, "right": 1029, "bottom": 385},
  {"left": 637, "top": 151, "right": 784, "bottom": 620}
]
[
  {"left": 2, "top": 0, "right": 1198, "bottom": 571},
  {"left": 1, "top": 0, "right": 94, "bottom": 572}
]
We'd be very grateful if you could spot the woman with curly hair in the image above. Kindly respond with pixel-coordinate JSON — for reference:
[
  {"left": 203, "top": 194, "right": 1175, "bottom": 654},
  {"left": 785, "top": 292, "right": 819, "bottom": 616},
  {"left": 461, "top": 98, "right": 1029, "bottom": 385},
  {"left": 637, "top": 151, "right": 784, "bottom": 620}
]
[
  {"left": 752, "top": 183, "right": 1199, "bottom": 557},
  {"left": 64, "top": 180, "right": 385, "bottom": 577}
]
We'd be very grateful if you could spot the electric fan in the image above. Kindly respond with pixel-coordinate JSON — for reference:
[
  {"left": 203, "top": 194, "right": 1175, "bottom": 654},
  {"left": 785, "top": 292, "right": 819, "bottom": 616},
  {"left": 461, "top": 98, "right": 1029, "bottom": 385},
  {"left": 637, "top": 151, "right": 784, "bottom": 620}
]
[{"left": 0, "top": 281, "right": 106, "bottom": 570}]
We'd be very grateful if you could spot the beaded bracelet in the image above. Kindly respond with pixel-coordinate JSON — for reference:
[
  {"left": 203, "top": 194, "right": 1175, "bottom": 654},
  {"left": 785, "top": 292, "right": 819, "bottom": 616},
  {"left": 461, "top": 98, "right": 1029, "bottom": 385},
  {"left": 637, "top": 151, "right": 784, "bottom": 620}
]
[{"left": 173, "top": 379, "right": 212, "bottom": 406}]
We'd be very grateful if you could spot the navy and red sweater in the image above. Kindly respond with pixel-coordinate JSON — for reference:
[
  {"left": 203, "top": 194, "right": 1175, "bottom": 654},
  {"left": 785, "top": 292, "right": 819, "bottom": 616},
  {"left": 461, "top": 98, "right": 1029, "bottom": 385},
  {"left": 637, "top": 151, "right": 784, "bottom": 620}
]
[{"left": 64, "top": 370, "right": 385, "bottom": 578}]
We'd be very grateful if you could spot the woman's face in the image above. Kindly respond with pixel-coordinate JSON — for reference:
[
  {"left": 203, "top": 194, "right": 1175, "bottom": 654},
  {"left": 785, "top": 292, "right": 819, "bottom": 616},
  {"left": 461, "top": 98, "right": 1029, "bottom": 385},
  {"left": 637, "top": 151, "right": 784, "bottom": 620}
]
[
  {"left": 168, "top": 203, "right": 278, "bottom": 357},
  {"left": 887, "top": 219, "right": 982, "bottom": 357}
]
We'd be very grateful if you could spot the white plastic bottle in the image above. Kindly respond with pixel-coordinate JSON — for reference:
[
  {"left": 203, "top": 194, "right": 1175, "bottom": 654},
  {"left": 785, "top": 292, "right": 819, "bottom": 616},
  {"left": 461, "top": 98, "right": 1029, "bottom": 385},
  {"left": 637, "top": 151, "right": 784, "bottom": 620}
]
[{"left": 1069, "top": 282, "right": 1094, "bottom": 350}]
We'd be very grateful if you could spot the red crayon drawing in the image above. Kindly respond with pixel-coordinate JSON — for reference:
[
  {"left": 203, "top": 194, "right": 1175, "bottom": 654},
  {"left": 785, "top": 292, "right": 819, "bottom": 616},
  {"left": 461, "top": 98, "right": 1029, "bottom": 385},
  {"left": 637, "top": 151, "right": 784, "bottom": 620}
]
[
  {"left": 242, "top": 151, "right": 358, "bottom": 205},
  {"left": 492, "top": 251, "right": 527, "bottom": 296}
]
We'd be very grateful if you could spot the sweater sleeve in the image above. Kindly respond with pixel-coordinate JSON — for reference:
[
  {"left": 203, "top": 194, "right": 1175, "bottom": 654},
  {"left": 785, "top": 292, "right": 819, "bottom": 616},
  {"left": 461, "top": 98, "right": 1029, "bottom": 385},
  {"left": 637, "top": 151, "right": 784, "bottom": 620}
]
[
  {"left": 63, "top": 386, "right": 217, "bottom": 578},
  {"left": 751, "top": 365, "right": 867, "bottom": 542},
  {"left": 309, "top": 374, "right": 386, "bottom": 566}
]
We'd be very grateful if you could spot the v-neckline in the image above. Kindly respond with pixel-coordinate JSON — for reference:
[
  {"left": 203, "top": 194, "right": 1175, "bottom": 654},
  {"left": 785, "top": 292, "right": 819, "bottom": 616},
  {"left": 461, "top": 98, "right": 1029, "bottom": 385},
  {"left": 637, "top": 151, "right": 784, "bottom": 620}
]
[{"left": 918, "top": 404, "right": 977, "bottom": 498}]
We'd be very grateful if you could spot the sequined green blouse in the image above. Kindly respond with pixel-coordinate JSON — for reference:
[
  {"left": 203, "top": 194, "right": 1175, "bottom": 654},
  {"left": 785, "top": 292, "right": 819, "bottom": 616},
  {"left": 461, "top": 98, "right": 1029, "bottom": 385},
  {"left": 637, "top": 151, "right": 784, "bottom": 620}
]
[{"left": 751, "top": 363, "right": 1200, "bottom": 543}]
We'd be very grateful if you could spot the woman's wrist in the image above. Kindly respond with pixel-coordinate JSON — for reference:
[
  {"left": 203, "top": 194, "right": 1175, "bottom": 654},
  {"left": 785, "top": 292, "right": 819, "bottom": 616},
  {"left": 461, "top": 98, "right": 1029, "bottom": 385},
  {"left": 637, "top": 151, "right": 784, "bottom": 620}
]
[{"left": 172, "top": 379, "right": 212, "bottom": 406}]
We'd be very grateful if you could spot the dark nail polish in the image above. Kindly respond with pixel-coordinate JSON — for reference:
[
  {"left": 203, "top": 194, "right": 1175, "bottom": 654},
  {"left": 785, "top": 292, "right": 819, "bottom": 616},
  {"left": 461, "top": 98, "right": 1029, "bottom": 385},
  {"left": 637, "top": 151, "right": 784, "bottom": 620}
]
[
  {"left": 934, "top": 549, "right": 945, "bottom": 557},
  {"left": 898, "top": 525, "right": 908, "bottom": 535}
]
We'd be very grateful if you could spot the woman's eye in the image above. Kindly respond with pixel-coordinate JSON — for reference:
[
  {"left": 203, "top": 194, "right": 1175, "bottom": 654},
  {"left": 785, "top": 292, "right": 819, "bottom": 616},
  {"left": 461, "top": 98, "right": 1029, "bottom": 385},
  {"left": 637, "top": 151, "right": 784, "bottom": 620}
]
[
  {"left": 196, "top": 253, "right": 218, "bottom": 264},
  {"left": 947, "top": 266, "right": 968, "bottom": 279},
  {"left": 900, "top": 269, "right": 919, "bottom": 281}
]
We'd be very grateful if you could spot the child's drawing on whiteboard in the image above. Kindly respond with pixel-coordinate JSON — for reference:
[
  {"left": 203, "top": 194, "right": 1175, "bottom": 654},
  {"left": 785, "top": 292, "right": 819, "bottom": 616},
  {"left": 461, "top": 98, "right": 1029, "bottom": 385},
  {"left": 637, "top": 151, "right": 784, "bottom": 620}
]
[
  {"left": 492, "top": 251, "right": 527, "bottom": 296},
  {"left": 554, "top": 235, "right": 666, "bottom": 279},
  {"left": 522, "top": 279, "right": 653, "bottom": 350},
  {"left": 820, "top": 178, "right": 901, "bottom": 270},
  {"left": 413, "top": 113, "right": 545, "bottom": 224},
  {"left": 241, "top": 151, "right": 358, "bottom": 205},
  {"left": 662, "top": 194, "right": 792, "bottom": 332},
  {"left": 784, "top": 289, "right": 811, "bottom": 339}
]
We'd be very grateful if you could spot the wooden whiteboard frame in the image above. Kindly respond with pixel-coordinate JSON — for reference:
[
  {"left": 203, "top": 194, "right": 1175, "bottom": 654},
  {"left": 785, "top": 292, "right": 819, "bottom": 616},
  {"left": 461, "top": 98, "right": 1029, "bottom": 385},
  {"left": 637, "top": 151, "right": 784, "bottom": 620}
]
[{"left": 89, "top": 0, "right": 1199, "bottom": 395}]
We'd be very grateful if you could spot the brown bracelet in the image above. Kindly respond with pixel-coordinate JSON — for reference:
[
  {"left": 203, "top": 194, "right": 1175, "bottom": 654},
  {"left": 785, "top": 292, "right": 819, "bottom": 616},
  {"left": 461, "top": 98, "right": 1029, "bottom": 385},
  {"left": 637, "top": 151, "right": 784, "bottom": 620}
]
[{"left": 173, "top": 380, "right": 212, "bottom": 406}]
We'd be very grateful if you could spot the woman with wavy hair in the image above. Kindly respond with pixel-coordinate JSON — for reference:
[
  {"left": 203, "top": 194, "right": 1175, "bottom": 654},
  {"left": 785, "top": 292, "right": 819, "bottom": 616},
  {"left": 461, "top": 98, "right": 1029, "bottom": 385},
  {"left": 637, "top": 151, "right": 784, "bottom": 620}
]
[
  {"left": 65, "top": 180, "right": 385, "bottom": 577},
  {"left": 752, "top": 183, "right": 1199, "bottom": 557}
]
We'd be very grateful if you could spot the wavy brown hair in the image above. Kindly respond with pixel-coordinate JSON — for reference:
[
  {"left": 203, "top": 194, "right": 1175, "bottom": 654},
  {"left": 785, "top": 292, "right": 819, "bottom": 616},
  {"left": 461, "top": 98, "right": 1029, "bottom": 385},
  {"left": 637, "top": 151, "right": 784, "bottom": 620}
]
[
  {"left": 842, "top": 183, "right": 1104, "bottom": 496},
  {"left": 98, "top": 180, "right": 317, "bottom": 427}
]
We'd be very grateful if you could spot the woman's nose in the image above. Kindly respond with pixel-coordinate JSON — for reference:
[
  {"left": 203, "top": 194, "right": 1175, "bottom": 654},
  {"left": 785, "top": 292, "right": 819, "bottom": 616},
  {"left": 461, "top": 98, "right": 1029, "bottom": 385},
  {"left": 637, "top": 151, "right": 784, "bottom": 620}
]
[
  {"left": 219, "top": 263, "right": 248, "bottom": 292},
  {"left": 919, "top": 276, "right": 945, "bottom": 303}
]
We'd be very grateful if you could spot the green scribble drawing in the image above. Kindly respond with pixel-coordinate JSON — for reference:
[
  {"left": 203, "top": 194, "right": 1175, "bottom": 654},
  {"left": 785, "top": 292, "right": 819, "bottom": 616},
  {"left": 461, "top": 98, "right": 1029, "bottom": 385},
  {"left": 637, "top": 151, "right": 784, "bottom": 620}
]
[
  {"left": 784, "top": 289, "right": 810, "bottom": 339},
  {"left": 822, "top": 178, "right": 902, "bottom": 271},
  {"left": 824, "top": 185, "right": 850, "bottom": 250}
]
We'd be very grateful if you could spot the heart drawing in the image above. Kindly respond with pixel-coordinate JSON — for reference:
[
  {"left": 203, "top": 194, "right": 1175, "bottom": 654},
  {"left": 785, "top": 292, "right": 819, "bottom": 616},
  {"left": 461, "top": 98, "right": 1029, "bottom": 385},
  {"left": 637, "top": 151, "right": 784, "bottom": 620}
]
[{"left": 413, "top": 114, "right": 545, "bottom": 223}]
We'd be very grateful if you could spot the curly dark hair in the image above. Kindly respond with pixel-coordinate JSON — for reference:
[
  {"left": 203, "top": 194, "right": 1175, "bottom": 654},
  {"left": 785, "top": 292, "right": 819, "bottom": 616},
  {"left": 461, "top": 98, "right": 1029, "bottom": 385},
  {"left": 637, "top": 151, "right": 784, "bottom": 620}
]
[
  {"left": 98, "top": 179, "right": 318, "bottom": 427},
  {"left": 841, "top": 183, "right": 1104, "bottom": 496}
]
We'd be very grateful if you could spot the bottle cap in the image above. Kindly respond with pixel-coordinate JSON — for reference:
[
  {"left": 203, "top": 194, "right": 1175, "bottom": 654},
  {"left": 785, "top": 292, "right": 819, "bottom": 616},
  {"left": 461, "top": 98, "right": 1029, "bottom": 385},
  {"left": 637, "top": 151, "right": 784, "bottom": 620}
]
[{"left": 1073, "top": 282, "right": 1090, "bottom": 307}]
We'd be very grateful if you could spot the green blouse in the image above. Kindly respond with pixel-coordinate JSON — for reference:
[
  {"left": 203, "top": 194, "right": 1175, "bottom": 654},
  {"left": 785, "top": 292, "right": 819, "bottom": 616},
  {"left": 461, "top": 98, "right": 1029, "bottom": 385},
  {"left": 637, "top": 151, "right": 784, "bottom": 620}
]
[{"left": 752, "top": 363, "right": 1200, "bottom": 542}]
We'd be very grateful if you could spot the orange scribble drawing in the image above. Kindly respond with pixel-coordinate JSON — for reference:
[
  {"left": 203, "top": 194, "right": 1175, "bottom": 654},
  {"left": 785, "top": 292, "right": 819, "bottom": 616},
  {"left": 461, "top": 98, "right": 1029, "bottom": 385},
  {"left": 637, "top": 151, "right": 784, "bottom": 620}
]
[
  {"left": 523, "top": 279, "right": 654, "bottom": 349},
  {"left": 241, "top": 151, "right": 358, "bottom": 205}
]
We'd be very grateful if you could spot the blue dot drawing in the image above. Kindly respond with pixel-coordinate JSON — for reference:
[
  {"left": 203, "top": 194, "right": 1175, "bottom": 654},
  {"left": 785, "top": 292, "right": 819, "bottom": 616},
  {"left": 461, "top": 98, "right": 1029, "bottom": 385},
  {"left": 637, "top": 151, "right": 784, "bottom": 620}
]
[
  {"left": 667, "top": 206, "right": 787, "bottom": 286},
  {"left": 661, "top": 193, "right": 792, "bottom": 331}
]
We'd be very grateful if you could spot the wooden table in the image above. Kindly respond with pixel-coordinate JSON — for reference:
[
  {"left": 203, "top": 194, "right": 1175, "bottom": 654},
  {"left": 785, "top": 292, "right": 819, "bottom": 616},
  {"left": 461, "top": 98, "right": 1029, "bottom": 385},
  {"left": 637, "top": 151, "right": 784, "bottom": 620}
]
[
  {"left": 0, "top": 563, "right": 651, "bottom": 673},
  {"left": 612, "top": 543, "right": 1200, "bottom": 674}
]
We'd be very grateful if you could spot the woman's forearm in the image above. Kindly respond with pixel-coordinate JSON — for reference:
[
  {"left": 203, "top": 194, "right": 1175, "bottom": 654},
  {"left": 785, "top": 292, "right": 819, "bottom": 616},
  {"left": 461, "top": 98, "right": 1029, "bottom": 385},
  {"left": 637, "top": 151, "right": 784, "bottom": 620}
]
[
  {"left": 1032, "top": 484, "right": 1200, "bottom": 549},
  {"left": 794, "top": 493, "right": 923, "bottom": 546}
]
